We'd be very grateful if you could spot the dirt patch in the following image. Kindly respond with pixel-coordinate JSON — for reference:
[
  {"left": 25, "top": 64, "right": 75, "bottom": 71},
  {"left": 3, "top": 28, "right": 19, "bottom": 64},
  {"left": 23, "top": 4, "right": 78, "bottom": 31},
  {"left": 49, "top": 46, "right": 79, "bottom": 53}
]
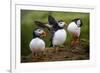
[{"left": 21, "top": 40, "right": 89, "bottom": 63}]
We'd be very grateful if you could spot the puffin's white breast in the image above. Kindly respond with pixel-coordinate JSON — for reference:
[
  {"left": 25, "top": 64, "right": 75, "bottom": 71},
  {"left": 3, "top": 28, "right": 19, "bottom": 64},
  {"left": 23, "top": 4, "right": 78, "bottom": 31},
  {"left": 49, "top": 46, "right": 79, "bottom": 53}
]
[
  {"left": 29, "top": 38, "right": 45, "bottom": 51},
  {"left": 53, "top": 29, "right": 67, "bottom": 46},
  {"left": 67, "top": 22, "right": 80, "bottom": 37}
]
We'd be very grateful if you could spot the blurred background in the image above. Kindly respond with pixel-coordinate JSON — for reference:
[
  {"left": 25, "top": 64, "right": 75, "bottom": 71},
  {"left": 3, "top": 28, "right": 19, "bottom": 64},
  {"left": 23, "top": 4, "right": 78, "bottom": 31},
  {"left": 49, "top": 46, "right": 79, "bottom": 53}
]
[{"left": 21, "top": 10, "right": 89, "bottom": 56}]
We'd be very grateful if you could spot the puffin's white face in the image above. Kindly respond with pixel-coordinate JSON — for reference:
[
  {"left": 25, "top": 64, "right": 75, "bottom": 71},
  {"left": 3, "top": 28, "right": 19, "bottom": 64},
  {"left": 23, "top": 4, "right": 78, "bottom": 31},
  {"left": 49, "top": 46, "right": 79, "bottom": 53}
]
[
  {"left": 58, "top": 22, "right": 65, "bottom": 27},
  {"left": 35, "top": 29, "right": 44, "bottom": 34},
  {"left": 76, "top": 19, "right": 81, "bottom": 27},
  {"left": 35, "top": 29, "right": 46, "bottom": 36}
]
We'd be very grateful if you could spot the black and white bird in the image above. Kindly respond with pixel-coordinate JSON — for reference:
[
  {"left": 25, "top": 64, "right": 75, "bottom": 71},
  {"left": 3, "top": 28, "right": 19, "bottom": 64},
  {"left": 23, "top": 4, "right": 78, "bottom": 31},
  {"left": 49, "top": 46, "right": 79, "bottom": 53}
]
[
  {"left": 34, "top": 15, "right": 67, "bottom": 49},
  {"left": 67, "top": 18, "right": 83, "bottom": 47},
  {"left": 48, "top": 15, "right": 67, "bottom": 48},
  {"left": 29, "top": 28, "right": 46, "bottom": 56}
]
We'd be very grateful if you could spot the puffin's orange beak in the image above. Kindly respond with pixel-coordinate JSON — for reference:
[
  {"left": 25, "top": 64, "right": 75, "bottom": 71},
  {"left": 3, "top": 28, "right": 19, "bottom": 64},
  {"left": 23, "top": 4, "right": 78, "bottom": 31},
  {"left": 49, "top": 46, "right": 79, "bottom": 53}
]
[{"left": 41, "top": 31, "right": 47, "bottom": 37}]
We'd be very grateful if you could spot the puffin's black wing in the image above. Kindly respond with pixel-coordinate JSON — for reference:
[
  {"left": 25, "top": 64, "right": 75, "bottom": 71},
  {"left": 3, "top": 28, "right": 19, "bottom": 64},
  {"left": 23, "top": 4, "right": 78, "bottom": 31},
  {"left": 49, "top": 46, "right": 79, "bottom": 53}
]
[
  {"left": 48, "top": 15, "right": 59, "bottom": 47},
  {"left": 48, "top": 15, "right": 58, "bottom": 28},
  {"left": 34, "top": 21, "right": 50, "bottom": 30}
]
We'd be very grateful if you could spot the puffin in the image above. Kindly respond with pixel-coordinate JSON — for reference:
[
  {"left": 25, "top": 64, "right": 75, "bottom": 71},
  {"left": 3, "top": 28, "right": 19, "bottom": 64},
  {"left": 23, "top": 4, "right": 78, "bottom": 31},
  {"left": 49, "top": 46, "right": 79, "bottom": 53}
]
[
  {"left": 48, "top": 15, "right": 67, "bottom": 51},
  {"left": 29, "top": 28, "right": 46, "bottom": 56},
  {"left": 34, "top": 15, "right": 67, "bottom": 50},
  {"left": 67, "top": 18, "right": 83, "bottom": 47}
]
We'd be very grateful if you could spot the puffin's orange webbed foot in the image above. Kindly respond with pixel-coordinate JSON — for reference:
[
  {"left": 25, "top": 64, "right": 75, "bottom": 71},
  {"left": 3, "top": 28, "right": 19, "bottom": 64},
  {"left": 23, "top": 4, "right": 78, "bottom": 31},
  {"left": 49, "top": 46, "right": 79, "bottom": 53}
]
[
  {"left": 71, "top": 40, "right": 75, "bottom": 47},
  {"left": 71, "top": 38, "right": 80, "bottom": 48}
]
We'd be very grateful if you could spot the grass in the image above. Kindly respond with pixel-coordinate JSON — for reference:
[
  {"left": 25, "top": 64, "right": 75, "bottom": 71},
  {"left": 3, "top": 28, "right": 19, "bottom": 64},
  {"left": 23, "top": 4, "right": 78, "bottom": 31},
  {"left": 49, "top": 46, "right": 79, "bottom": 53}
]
[{"left": 21, "top": 10, "right": 90, "bottom": 58}]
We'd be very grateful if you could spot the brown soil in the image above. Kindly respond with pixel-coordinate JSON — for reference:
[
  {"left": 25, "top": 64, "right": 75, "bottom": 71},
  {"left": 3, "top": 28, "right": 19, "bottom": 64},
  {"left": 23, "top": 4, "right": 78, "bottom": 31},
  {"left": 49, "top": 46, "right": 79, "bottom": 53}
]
[{"left": 21, "top": 39, "right": 89, "bottom": 63}]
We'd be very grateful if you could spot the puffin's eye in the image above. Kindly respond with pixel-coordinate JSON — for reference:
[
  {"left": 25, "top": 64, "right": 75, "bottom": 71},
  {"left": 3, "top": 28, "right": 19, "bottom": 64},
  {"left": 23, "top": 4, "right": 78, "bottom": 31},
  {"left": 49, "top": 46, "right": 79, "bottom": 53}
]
[
  {"left": 60, "top": 22, "right": 62, "bottom": 24},
  {"left": 38, "top": 29, "right": 41, "bottom": 31},
  {"left": 38, "top": 29, "right": 41, "bottom": 32}
]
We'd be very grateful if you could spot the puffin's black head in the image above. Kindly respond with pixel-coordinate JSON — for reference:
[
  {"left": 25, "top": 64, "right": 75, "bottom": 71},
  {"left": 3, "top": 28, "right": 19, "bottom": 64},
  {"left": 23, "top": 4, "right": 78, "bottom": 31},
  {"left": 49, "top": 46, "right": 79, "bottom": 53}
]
[
  {"left": 58, "top": 20, "right": 66, "bottom": 28},
  {"left": 72, "top": 18, "right": 83, "bottom": 27},
  {"left": 32, "top": 28, "right": 46, "bottom": 38}
]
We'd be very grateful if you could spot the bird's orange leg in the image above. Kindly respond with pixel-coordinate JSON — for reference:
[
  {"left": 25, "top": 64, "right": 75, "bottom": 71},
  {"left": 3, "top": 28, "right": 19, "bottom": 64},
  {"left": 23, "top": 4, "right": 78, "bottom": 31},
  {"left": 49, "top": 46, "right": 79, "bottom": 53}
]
[
  {"left": 71, "top": 33, "right": 80, "bottom": 48},
  {"left": 75, "top": 38, "right": 80, "bottom": 46}
]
